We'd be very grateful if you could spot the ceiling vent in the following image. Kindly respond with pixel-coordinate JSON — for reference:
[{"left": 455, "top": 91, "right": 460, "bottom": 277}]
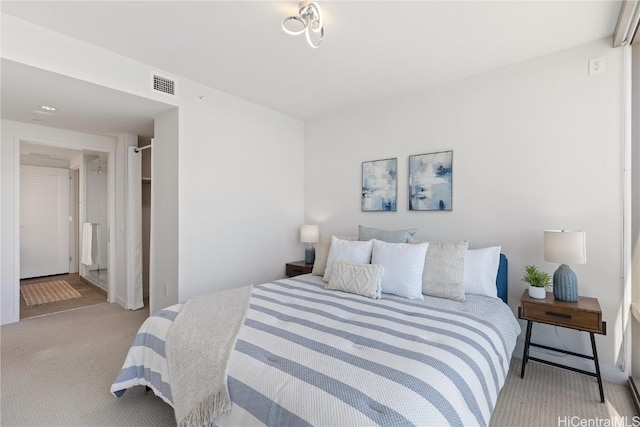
[{"left": 152, "top": 74, "right": 175, "bottom": 96}]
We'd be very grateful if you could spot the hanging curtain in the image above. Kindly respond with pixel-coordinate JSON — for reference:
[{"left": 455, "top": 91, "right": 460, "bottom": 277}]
[
  {"left": 149, "top": 139, "right": 155, "bottom": 313},
  {"left": 127, "top": 146, "right": 144, "bottom": 310}
]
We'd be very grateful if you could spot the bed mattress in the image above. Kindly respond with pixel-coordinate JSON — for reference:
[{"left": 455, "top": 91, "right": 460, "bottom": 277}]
[{"left": 112, "top": 274, "right": 520, "bottom": 426}]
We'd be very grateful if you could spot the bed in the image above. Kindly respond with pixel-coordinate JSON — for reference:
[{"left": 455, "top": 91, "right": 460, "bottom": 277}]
[{"left": 112, "top": 255, "right": 520, "bottom": 427}]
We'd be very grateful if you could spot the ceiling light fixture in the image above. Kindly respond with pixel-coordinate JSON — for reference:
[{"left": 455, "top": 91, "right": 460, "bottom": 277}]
[
  {"left": 282, "top": 1, "right": 324, "bottom": 48},
  {"left": 40, "top": 105, "right": 57, "bottom": 111},
  {"left": 32, "top": 110, "right": 55, "bottom": 119}
]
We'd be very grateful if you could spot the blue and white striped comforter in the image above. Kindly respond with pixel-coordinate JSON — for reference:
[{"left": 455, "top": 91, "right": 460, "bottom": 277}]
[{"left": 112, "top": 274, "right": 520, "bottom": 426}]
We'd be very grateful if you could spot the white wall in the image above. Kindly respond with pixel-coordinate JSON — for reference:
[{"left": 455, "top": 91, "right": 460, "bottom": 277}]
[
  {"left": 305, "top": 39, "right": 627, "bottom": 382},
  {"left": 69, "top": 153, "right": 82, "bottom": 170},
  {"left": 20, "top": 156, "right": 69, "bottom": 169},
  {"left": 0, "top": 120, "right": 116, "bottom": 324},
  {"left": 151, "top": 109, "right": 179, "bottom": 314},
  {"left": 177, "top": 86, "right": 305, "bottom": 302},
  {"left": 1, "top": 13, "right": 305, "bottom": 314}
]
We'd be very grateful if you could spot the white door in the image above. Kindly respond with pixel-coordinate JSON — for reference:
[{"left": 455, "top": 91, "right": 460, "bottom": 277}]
[{"left": 20, "top": 165, "right": 70, "bottom": 279}]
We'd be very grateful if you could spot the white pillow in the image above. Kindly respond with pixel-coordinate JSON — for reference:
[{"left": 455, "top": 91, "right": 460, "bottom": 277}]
[
  {"left": 326, "top": 261, "right": 383, "bottom": 299},
  {"left": 312, "top": 234, "right": 357, "bottom": 276},
  {"left": 371, "top": 239, "right": 429, "bottom": 300},
  {"left": 323, "top": 237, "right": 374, "bottom": 282},
  {"left": 463, "top": 246, "right": 502, "bottom": 298}
]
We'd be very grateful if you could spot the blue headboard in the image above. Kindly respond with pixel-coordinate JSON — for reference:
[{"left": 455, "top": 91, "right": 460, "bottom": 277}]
[{"left": 496, "top": 254, "right": 508, "bottom": 304}]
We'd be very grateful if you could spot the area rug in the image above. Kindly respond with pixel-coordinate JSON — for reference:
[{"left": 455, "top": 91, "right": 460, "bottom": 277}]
[{"left": 20, "top": 280, "right": 82, "bottom": 307}]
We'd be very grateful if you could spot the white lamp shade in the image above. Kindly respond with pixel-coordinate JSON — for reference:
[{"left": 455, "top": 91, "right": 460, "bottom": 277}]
[
  {"left": 300, "top": 224, "right": 320, "bottom": 243},
  {"left": 543, "top": 230, "right": 586, "bottom": 265}
]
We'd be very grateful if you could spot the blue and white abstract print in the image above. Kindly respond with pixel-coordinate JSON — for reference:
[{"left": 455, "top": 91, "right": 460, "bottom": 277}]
[
  {"left": 362, "top": 158, "right": 397, "bottom": 211},
  {"left": 409, "top": 151, "right": 453, "bottom": 211}
]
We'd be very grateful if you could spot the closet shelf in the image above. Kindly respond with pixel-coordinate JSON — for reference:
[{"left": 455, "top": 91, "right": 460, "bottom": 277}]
[{"left": 142, "top": 177, "right": 152, "bottom": 184}]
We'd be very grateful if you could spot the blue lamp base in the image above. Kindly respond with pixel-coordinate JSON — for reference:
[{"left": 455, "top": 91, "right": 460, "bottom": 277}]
[
  {"left": 304, "top": 246, "right": 315, "bottom": 264},
  {"left": 553, "top": 264, "right": 578, "bottom": 302}
]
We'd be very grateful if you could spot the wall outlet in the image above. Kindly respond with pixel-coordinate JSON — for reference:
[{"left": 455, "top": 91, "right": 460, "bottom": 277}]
[
  {"left": 164, "top": 282, "right": 169, "bottom": 297},
  {"left": 589, "top": 57, "right": 605, "bottom": 75}
]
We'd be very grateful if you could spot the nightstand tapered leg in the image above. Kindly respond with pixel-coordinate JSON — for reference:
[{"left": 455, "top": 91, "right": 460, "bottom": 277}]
[
  {"left": 590, "top": 332, "right": 605, "bottom": 403},
  {"left": 520, "top": 320, "right": 533, "bottom": 378}
]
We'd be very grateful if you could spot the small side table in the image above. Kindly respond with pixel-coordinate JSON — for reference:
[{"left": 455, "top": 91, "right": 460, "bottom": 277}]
[
  {"left": 519, "top": 290, "right": 606, "bottom": 403},
  {"left": 285, "top": 260, "right": 313, "bottom": 277}
]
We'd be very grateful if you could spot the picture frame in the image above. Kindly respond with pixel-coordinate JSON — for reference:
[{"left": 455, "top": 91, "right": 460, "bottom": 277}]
[
  {"left": 361, "top": 158, "right": 397, "bottom": 212},
  {"left": 409, "top": 151, "right": 453, "bottom": 211}
]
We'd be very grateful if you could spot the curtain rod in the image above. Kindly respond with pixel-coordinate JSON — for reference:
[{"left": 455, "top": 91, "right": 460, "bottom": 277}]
[{"left": 134, "top": 145, "right": 152, "bottom": 153}]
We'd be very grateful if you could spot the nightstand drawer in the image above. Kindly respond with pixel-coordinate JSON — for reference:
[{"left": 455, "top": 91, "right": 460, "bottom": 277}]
[
  {"left": 286, "top": 261, "right": 313, "bottom": 277},
  {"left": 286, "top": 265, "right": 307, "bottom": 277},
  {"left": 521, "top": 301, "right": 603, "bottom": 333}
]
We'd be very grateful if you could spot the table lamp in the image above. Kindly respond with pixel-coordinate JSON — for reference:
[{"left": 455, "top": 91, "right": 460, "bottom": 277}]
[
  {"left": 543, "top": 230, "right": 586, "bottom": 302},
  {"left": 300, "top": 224, "right": 319, "bottom": 264}
]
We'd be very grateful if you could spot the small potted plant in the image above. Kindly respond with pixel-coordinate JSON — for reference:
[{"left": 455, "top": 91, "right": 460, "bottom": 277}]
[{"left": 522, "top": 265, "right": 551, "bottom": 299}]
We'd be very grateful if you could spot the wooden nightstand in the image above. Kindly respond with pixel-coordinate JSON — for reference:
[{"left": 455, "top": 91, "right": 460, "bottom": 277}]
[
  {"left": 285, "top": 261, "right": 313, "bottom": 277},
  {"left": 519, "top": 290, "right": 606, "bottom": 403}
]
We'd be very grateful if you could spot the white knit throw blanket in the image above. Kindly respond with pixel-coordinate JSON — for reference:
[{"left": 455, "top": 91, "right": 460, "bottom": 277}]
[{"left": 166, "top": 285, "right": 252, "bottom": 427}]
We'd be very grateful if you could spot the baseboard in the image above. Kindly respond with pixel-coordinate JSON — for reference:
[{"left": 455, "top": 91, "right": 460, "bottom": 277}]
[
  {"left": 629, "top": 377, "right": 640, "bottom": 413},
  {"left": 115, "top": 295, "right": 128, "bottom": 309}
]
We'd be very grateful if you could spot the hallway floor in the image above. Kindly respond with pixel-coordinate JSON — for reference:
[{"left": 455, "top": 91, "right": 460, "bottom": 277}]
[{"left": 20, "top": 273, "right": 107, "bottom": 319}]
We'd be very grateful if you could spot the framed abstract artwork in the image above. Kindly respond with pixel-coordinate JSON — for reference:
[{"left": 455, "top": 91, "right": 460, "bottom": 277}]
[
  {"left": 362, "top": 158, "right": 397, "bottom": 212},
  {"left": 409, "top": 151, "right": 453, "bottom": 211}
]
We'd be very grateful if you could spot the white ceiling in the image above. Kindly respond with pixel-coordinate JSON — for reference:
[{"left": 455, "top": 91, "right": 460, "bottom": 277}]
[
  {"left": 1, "top": 59, "right": 176, "bottom": 138},
  {"left": 1, "top": 1, "right": 622, "bottom": 122}
]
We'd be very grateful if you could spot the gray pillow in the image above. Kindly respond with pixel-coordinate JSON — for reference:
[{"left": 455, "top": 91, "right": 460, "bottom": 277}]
[
  {"left": 358, "top": 225, "right": 418, "bottom": 243},
  {"left": 410, "top": 239, "right": 469, "bottom": 301}
]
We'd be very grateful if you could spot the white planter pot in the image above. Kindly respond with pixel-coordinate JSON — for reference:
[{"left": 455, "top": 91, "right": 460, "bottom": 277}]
[{"left": 529, "top": 286, "right": 547, "bottom": 299}]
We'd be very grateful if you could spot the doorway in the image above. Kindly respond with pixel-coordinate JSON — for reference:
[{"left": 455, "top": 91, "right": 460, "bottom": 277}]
[{"left": 16, "top": 140, "right": 116, "bottom": 319}]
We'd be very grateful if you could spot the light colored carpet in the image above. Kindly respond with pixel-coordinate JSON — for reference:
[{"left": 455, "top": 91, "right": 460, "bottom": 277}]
[
  {"left": 20, "top": 280, "right": 82, "bottom": 307},
  {"left": 1, "top": 302, "right": 175, "bottom": 426},
  {"left": 1, "top": 301, "right": 637, "bottom": 426},
  {"left": 491, "top": 359, "right": 638, "bottom": 426}
]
